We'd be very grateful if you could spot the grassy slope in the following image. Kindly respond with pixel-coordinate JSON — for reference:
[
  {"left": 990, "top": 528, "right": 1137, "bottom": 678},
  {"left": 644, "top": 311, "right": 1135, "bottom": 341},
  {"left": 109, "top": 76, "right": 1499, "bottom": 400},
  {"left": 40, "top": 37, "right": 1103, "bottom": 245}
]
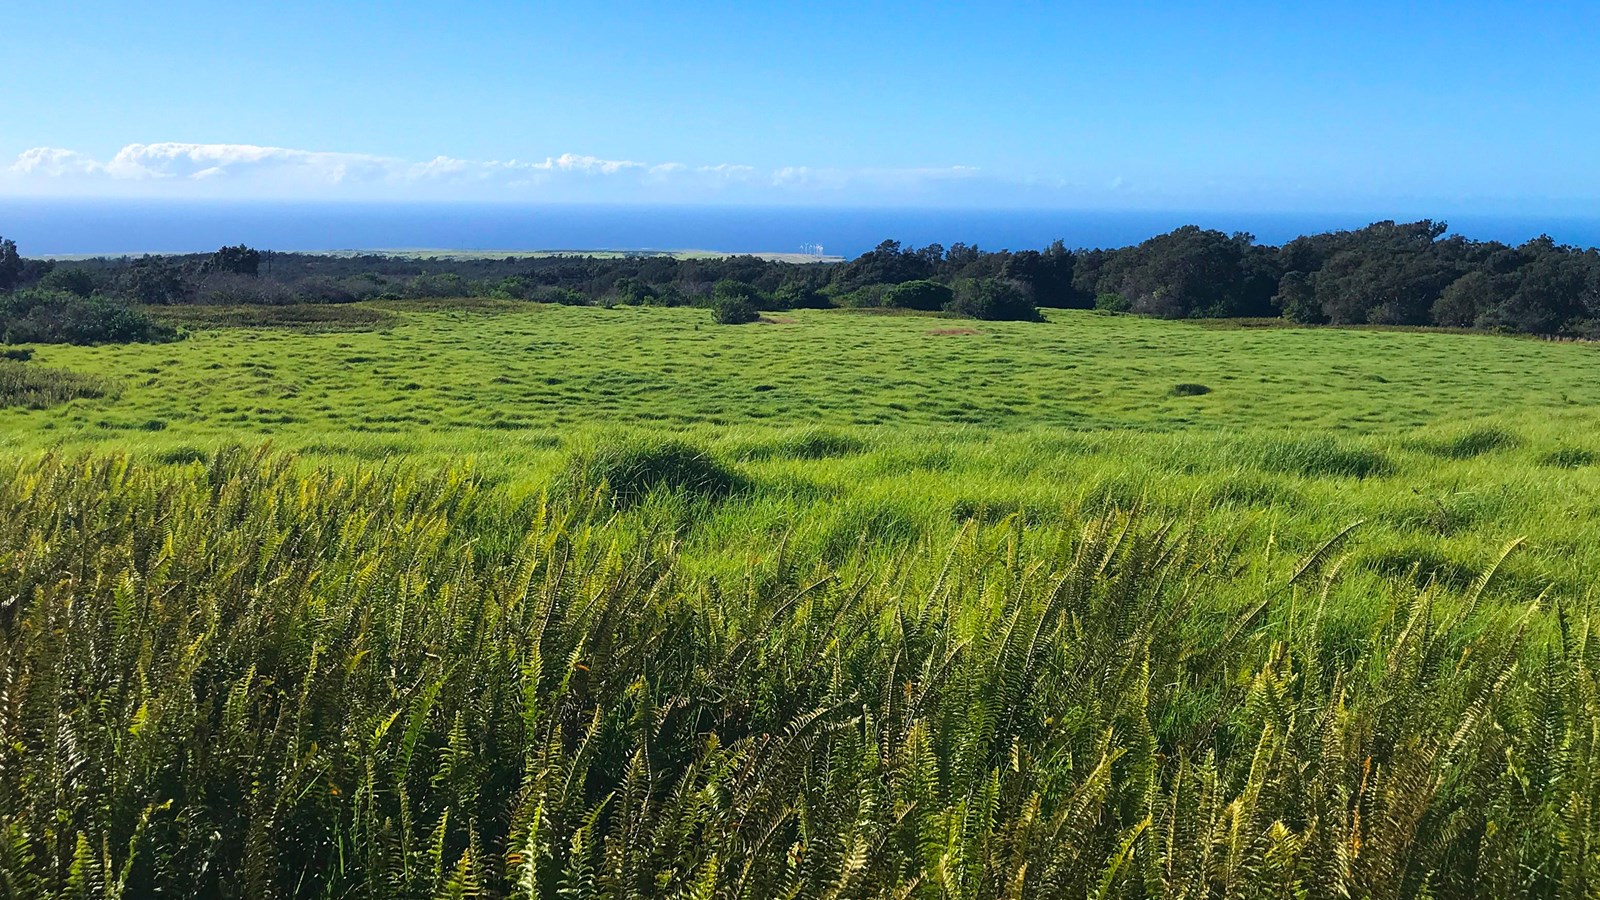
[{"left": 5, "top": 302, "right": 1600, "bottom": 602}]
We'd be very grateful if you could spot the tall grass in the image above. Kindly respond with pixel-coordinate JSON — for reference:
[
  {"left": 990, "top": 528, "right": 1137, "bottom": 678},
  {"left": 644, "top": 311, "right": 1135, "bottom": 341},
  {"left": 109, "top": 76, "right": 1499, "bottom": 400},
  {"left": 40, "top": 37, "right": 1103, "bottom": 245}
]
[
  {"left": 0, "top": 359, "right": 114, "bottom": 409},
  {"left": 1, "top": 451, "right": 1595, "bottom": 897}
]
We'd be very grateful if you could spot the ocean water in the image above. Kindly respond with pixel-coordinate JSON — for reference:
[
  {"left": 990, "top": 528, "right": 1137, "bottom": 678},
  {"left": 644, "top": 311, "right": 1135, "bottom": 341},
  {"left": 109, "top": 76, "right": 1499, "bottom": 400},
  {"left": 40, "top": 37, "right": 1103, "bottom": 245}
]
[{"left": 4, "top": 199, "right": 1599, "bottom": 258}]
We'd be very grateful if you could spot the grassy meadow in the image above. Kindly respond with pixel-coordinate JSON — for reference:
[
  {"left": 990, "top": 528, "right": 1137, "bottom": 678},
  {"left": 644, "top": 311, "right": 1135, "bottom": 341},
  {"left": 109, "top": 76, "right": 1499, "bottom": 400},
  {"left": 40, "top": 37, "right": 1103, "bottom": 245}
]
[
  {"left": 7, "top": 300, "right": 1600, "bottom": 897},
  {"left": 7, "top": 301, "right": 1600, "bottom": 598}
]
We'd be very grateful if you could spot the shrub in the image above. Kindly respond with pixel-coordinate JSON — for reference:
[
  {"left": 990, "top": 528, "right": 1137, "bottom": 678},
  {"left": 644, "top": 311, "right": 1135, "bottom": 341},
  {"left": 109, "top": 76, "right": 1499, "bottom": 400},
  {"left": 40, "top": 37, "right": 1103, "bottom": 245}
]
[
  {"left": 772, "top": 283, "right": 831, "bottom": 309},
  {"left": 0, "top": 347, "right": 33, "bottom": 361},
  {"left": 946, "top": 277, "right": 1040, "bottom": 321},
  {"left": 559, "top": 437, "right": 745, "bottom": 508},
  {"left": 2, "top": 289, "right": 178, "bottom": 345},
  {"left": 711, "top": 296, "right": 759, "bottom": 325},
  {"left": 881, "top": 279, "right": 953, "bottom": 312},
  {"left": 1095, "top": 291, "right": 1132, "bottom": 313},
  {"left": 711, "top": 278, "right": 767, "bottom": 309},
  {"left": 1172, "top": 382, "right": 1213, "bottom": 396},
  {"left": 829, "top": 283, "right": 891, "bottom": 309}
]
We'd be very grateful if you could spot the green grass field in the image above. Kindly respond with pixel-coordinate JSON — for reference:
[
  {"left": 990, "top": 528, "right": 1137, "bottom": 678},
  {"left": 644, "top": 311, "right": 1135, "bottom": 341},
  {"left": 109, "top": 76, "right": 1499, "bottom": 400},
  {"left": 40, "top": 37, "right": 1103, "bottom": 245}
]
[
  {"left": 7, "top": 302, "right": 1600, "bottom": 598},
  {"left": 7, "top": 301, "right": 1600, "bottom": 897}
]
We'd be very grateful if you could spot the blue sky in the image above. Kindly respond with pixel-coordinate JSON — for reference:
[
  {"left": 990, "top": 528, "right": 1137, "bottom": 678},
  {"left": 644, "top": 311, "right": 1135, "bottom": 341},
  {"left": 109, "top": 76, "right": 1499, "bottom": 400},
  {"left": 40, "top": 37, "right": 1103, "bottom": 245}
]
[{"left": 3, "top": 0, "right": 1597, "bottom": 212}]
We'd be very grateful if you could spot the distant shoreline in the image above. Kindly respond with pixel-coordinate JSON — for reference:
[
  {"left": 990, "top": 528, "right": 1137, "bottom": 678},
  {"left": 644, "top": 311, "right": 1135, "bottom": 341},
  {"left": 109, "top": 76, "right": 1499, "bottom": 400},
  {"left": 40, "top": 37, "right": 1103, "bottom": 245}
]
[
  {"left": 36, "top": 248, "right": 847, "bottom": 264},
  {"left": 11, "top": 200, "right": 1600, "bottom": 260}
]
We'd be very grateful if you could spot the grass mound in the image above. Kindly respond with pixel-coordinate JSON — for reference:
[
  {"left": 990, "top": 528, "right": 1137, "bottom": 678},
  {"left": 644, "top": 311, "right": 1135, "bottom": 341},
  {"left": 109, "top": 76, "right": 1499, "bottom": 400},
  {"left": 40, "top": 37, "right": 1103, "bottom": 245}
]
[
  {"left": 1253, "top": 434, "right": 1396, "bottom": 478},
  {"left": 1540, "top": 446, "right": 1598, "bottom": 468},
  {"left": 154, "top": 445, "right": 210, "bottom": 465},
  {"left": 559, "top": 436, "right": 745, "bottom": 508},
  {"left": 1416, "top": 425, "right": 1522, "bottom": 459},
  {"left": 737, "top": 427, "right": 870, "bottom": 461},
  {"left": 0, "top": 359, "right": 115, "bottom": 409}
]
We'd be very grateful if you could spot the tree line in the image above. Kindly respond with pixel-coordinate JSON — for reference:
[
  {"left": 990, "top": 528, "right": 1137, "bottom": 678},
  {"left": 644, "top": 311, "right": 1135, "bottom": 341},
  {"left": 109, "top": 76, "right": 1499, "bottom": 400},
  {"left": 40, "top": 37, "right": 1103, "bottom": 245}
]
[{"left": 2, "top": 219, "right": 1598, "bottom": 343}]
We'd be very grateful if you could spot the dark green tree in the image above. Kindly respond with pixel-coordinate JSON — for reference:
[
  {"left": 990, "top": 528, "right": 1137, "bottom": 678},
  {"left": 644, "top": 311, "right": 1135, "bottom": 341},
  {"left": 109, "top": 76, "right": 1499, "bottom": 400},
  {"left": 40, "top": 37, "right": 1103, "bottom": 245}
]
[
  {"left": 119, "top": 257, "right": 188, "bottom": 305},
  {"left": 1432, "top": 270, "right": 1500, "bottom": 327},
  {"left": 1276, "top": 271, "right": 1324, "bottom": 323},
  {"left": 38, "top": 266, "right": 100, "bottom": 299},
  {"left": 204, "top": 244, "right": 262, "bottom": 277},
  {"left": 946, "top": 278, "right": 1039, "bottom": 321},
  {"left": 0, "top": 237, "right": 21, "bottom": 292}
]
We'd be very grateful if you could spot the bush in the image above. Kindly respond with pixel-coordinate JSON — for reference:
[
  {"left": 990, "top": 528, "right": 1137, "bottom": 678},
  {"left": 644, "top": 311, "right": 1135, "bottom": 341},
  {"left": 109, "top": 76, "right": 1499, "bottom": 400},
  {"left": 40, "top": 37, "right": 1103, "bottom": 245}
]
[
  {"left": 711, "top": 278, "right": 768, "bottom": 309},
  {"left": 1095, "top": 291, "right": 1132, "bottom": 313},
  {"left": 2, "top": 290, "right": 178, "bottom": 345},
  {"left": 772, "top": 283, "right": 832, "bottom": 309},
  {"left": 881, "top": 279, "right": 953, "bottom": 312},
  {"left": 558, "top": 437, "right": 745, "bottom": 508},
  {"left": 711, "top": 296, "right": 759, "bottom": 325},
  {"left": 1, "top": 347, "right": 33, "bottom": 361},
  {"left": 946, "top": 278, "right": 1039, "bottom": 321},
  {"left": 1172, "top": 382, "right": 1213, "bottom": 396},
  {"left": 830, "top": 284, "right": 891, "bottom": 309}
]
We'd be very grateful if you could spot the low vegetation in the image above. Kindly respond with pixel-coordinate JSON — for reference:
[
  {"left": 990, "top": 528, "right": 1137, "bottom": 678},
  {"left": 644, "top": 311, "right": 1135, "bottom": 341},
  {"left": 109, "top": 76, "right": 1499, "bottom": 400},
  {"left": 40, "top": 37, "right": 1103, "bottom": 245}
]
[
  {"left": 0, "top": 450, "right": 1594, "bottom": 898},
  {"left": 1, "top": 289, "right": 176, "bottom": 345},
  {"left": 2, "top": 259, "right": 1600, "bottom": 895},
  {"left": 0, "top": 358, "right": 115, "bottom": 408}
]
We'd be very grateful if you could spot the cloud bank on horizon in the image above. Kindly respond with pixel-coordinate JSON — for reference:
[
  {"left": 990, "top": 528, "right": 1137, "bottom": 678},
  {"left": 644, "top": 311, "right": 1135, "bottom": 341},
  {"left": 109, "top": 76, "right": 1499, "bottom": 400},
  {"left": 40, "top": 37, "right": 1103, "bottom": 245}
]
[{"left": 3, "top": 142, "right": 1017, "bottom": 206}]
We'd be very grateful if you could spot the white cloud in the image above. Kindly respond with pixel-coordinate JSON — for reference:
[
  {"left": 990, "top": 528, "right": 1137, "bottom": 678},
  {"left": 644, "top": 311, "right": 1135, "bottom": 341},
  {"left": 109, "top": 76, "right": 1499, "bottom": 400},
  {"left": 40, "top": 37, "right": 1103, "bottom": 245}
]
[
  {"left": 2, "top": 141, "right": 995, "bottom": 204},
  {"left": 94, "top": 142, "right": 397, "bottom": 183},
  {"left": 11, "top": 147, "right": 104, "bottom": 177},
  {"left": 531, "top": 153, "right": 644, "bottom": 175}
]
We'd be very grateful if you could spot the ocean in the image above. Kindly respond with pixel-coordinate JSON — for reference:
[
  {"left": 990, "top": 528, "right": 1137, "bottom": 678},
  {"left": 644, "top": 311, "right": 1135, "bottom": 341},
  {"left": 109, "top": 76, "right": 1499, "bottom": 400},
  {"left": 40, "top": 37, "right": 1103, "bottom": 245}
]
[{"left": 4, "top": 199, "right": 1599, "bottom": 258}]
